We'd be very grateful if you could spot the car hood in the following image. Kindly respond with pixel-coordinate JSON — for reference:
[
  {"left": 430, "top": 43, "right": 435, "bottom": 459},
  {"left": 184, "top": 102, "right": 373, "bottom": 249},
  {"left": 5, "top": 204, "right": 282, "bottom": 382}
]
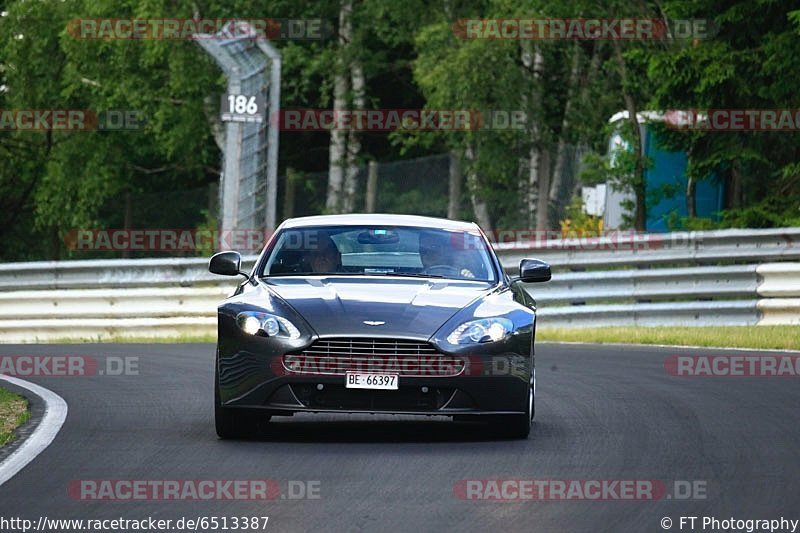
[{"left": 263, "top": 277, "right": 493, "bottom": 339}]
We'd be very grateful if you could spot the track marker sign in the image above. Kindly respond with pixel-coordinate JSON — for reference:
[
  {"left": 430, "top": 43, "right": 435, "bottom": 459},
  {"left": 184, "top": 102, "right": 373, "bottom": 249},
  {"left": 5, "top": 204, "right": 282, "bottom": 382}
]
[{"left": 221, "top": 93, "right": 265, "bottom": 123}]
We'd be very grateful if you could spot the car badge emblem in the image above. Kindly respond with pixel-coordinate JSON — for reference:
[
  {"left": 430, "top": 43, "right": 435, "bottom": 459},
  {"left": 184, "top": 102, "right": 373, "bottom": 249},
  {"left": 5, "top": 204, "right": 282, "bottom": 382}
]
[{"left": 363, "top": 320, "right": 385, "bottom": 326}]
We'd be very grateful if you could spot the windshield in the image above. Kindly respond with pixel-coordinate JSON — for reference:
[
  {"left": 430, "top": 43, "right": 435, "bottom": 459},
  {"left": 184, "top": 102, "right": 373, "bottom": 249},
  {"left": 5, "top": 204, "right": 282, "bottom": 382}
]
[{"left": 260, "top": 225, "right": 497, "bottom": 282}]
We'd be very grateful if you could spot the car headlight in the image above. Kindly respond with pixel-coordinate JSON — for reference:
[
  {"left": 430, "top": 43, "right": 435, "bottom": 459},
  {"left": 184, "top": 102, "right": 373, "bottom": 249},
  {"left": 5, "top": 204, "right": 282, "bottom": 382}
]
[
  {"left": 236, "top": 311, "right": 301, "bottom": 339},
  {"left": 446, "top": 317, "right": 513, "bottom": 344}
]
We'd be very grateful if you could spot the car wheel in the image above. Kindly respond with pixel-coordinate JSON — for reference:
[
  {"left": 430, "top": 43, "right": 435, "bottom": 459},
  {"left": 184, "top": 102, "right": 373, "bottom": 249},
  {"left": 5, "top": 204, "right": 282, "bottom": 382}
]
[
  {"left": 215, "top": 369, "right": 270, "bottom": 439},
  {"left": 492, "top": 380, "right": 533, "bottom": 439}
]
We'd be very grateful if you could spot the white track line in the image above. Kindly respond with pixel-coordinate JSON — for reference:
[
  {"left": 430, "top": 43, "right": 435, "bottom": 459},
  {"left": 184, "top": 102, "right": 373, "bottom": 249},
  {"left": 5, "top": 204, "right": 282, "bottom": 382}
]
[
  {"left": 538, "top": 340, "right": 800, "bottom": 354},
  {"left": 0, "top": 375, "right": 68, "bottom": 487}
]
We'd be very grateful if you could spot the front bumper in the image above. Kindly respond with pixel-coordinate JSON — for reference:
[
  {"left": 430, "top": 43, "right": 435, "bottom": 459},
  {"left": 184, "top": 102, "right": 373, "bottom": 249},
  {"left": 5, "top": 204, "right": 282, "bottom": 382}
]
[
  {"left": 219, "top": 371, "right": 530, "bottom": 416},
  {"left": 216, "top": 331, "right": 533, "bottom": 416}
]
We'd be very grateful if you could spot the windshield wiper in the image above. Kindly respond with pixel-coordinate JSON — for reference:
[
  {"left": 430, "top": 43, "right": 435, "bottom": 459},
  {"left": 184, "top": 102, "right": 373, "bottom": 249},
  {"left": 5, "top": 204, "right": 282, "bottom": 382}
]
[
  {"left": 262, "top": 271, "right": 448, "bottom": 279},
  {"left": 364, "top": 272, "right": 446, "bottom": 279},
  {"left": 261, "top": 272, "right": 352, "bottom": 278}
]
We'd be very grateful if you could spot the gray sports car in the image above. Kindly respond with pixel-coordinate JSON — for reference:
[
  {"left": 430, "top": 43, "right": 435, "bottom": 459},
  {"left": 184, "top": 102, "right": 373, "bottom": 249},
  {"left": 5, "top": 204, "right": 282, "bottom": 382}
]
[{"left": 209, "top": 214, "right": 551, "bottom": 438}]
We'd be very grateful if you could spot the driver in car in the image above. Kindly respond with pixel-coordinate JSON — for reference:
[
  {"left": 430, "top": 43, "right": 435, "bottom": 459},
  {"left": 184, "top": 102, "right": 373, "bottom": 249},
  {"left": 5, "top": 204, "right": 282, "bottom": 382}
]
[
  {"left": 307, "top": 233, "right": 342, "bottom": 273},
  {"left": 419, "top": 232, "right": 475, "bottom": 279}
]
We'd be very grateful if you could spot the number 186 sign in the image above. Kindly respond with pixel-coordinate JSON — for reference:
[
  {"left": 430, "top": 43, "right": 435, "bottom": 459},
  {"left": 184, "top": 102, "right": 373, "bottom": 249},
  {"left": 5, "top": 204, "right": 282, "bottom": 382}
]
[{"left": 221, "top": 93, "right": 266, "bottom": 123}]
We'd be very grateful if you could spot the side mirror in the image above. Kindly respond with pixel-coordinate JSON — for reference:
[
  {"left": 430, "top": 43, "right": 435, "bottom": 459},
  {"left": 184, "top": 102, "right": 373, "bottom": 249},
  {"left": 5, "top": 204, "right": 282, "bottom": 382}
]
[
  {"left": 209, "top": 251, "right": 245, "bottom": 277},
  {"left": 517, "top": 258, "right": 551, "bottom": 283}
]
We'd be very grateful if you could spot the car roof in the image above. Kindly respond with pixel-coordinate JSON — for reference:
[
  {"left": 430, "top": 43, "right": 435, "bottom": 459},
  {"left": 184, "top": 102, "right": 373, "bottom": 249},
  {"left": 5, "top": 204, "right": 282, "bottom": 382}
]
[{"left": 279, "top": 213, "right": 481, "bottom": 231}]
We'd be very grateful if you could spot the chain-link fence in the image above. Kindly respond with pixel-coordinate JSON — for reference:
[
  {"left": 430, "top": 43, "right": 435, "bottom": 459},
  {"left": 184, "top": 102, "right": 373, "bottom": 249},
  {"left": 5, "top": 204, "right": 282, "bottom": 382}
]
[
  {"left": 282, "top": 153, "right": 452, "bottom": 219},
  {"left": 69, "top": 185, "right": 217, "bottom": 259},
  {"left": 72, "top": 147, "right": 594, "bottom": 259}
]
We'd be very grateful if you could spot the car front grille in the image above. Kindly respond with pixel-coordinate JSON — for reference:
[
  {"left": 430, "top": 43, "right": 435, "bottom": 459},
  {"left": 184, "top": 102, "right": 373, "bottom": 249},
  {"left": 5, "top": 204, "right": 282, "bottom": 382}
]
[{"left": 282, "top": 338, "right": 464, "bottom": 377}]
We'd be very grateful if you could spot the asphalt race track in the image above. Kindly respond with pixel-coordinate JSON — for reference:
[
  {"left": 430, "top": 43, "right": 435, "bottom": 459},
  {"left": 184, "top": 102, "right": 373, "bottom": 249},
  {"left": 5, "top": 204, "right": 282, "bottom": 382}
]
[{"left": 1, "top": 342, "right": 799, "bottom": 533}]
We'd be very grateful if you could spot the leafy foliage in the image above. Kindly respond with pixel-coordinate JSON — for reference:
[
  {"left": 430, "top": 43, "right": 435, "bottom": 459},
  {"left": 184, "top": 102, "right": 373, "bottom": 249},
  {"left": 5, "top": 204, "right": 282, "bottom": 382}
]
[{"left": 0, "top": 0, "right": 798, "bottom": 261}]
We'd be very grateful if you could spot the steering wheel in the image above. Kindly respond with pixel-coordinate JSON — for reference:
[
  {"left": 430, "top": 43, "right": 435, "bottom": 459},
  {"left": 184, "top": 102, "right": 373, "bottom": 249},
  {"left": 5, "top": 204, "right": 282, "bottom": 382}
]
[{"left": 424, "top": 264, "right": 461, "bottom": 276}]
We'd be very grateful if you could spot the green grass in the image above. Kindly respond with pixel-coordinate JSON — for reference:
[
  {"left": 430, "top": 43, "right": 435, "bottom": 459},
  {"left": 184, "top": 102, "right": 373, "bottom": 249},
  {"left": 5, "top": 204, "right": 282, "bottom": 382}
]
[
  {"left": 0, "top": 387, "right": 30, "bottom": 447},
  {"left": 538, "top": 326, "right": 800, "bottom": 351}
]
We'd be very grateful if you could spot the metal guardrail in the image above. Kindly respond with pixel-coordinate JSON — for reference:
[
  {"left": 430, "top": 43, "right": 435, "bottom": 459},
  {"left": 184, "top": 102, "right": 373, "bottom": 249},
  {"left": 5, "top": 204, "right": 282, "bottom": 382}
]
[
  {"left": 756, "top": 263, "right": 800, "bottom": 297},
  {"left": 0, "top": 287, "right": 230, "bottom": 319},
  {"left": 0, "top": 227, "right": 798, "bottom": 341},
  {"left": 531, "top": 264, "right": 758, "bottom": 305},
  {"left": 499, "top": 227, "right": 800, "bottom": 270},
  {"left": 0, "top": 257, "right": 235, "bottom": 290},
  {"left": 2, "top": 227, "right": 798, "bottom": 287},
  {"left": 538, "top": 300, "right": 760, "bottom": 328}
]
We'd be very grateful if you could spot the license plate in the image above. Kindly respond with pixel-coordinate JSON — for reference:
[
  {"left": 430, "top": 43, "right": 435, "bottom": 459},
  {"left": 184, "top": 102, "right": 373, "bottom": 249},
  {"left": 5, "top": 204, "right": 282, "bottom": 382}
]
[{"left": 345, "top": 372, "right": 398, "bottom": 390}]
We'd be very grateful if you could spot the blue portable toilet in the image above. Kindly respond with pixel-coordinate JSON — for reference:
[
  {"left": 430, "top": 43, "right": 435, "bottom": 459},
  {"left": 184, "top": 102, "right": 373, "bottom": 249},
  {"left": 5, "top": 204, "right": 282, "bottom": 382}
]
[{"left": 602, "top": 111, "right": 726, "bottom": 232}]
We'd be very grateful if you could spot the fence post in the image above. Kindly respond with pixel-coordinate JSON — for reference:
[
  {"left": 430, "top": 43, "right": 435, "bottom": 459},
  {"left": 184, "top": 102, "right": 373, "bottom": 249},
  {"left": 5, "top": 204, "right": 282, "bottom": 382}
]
[
  {"left": 365, "top": 161, "right": 378, "bottom": 213},
  {"left": 448, "top": 151, "right": 462, "bottom": 220},
  {"left": 284, "top": 168, "right": 298, "bottom": 220}
]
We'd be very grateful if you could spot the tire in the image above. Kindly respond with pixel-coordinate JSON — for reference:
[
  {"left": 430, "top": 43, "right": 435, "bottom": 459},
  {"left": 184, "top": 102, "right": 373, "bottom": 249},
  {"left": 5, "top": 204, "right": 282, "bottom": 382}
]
[
  {"left": 215, "top": 370, "right": 270, "bottom": 439},
  {"left": 492, "top": 379, "right": 534, "bottom": 439}
]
